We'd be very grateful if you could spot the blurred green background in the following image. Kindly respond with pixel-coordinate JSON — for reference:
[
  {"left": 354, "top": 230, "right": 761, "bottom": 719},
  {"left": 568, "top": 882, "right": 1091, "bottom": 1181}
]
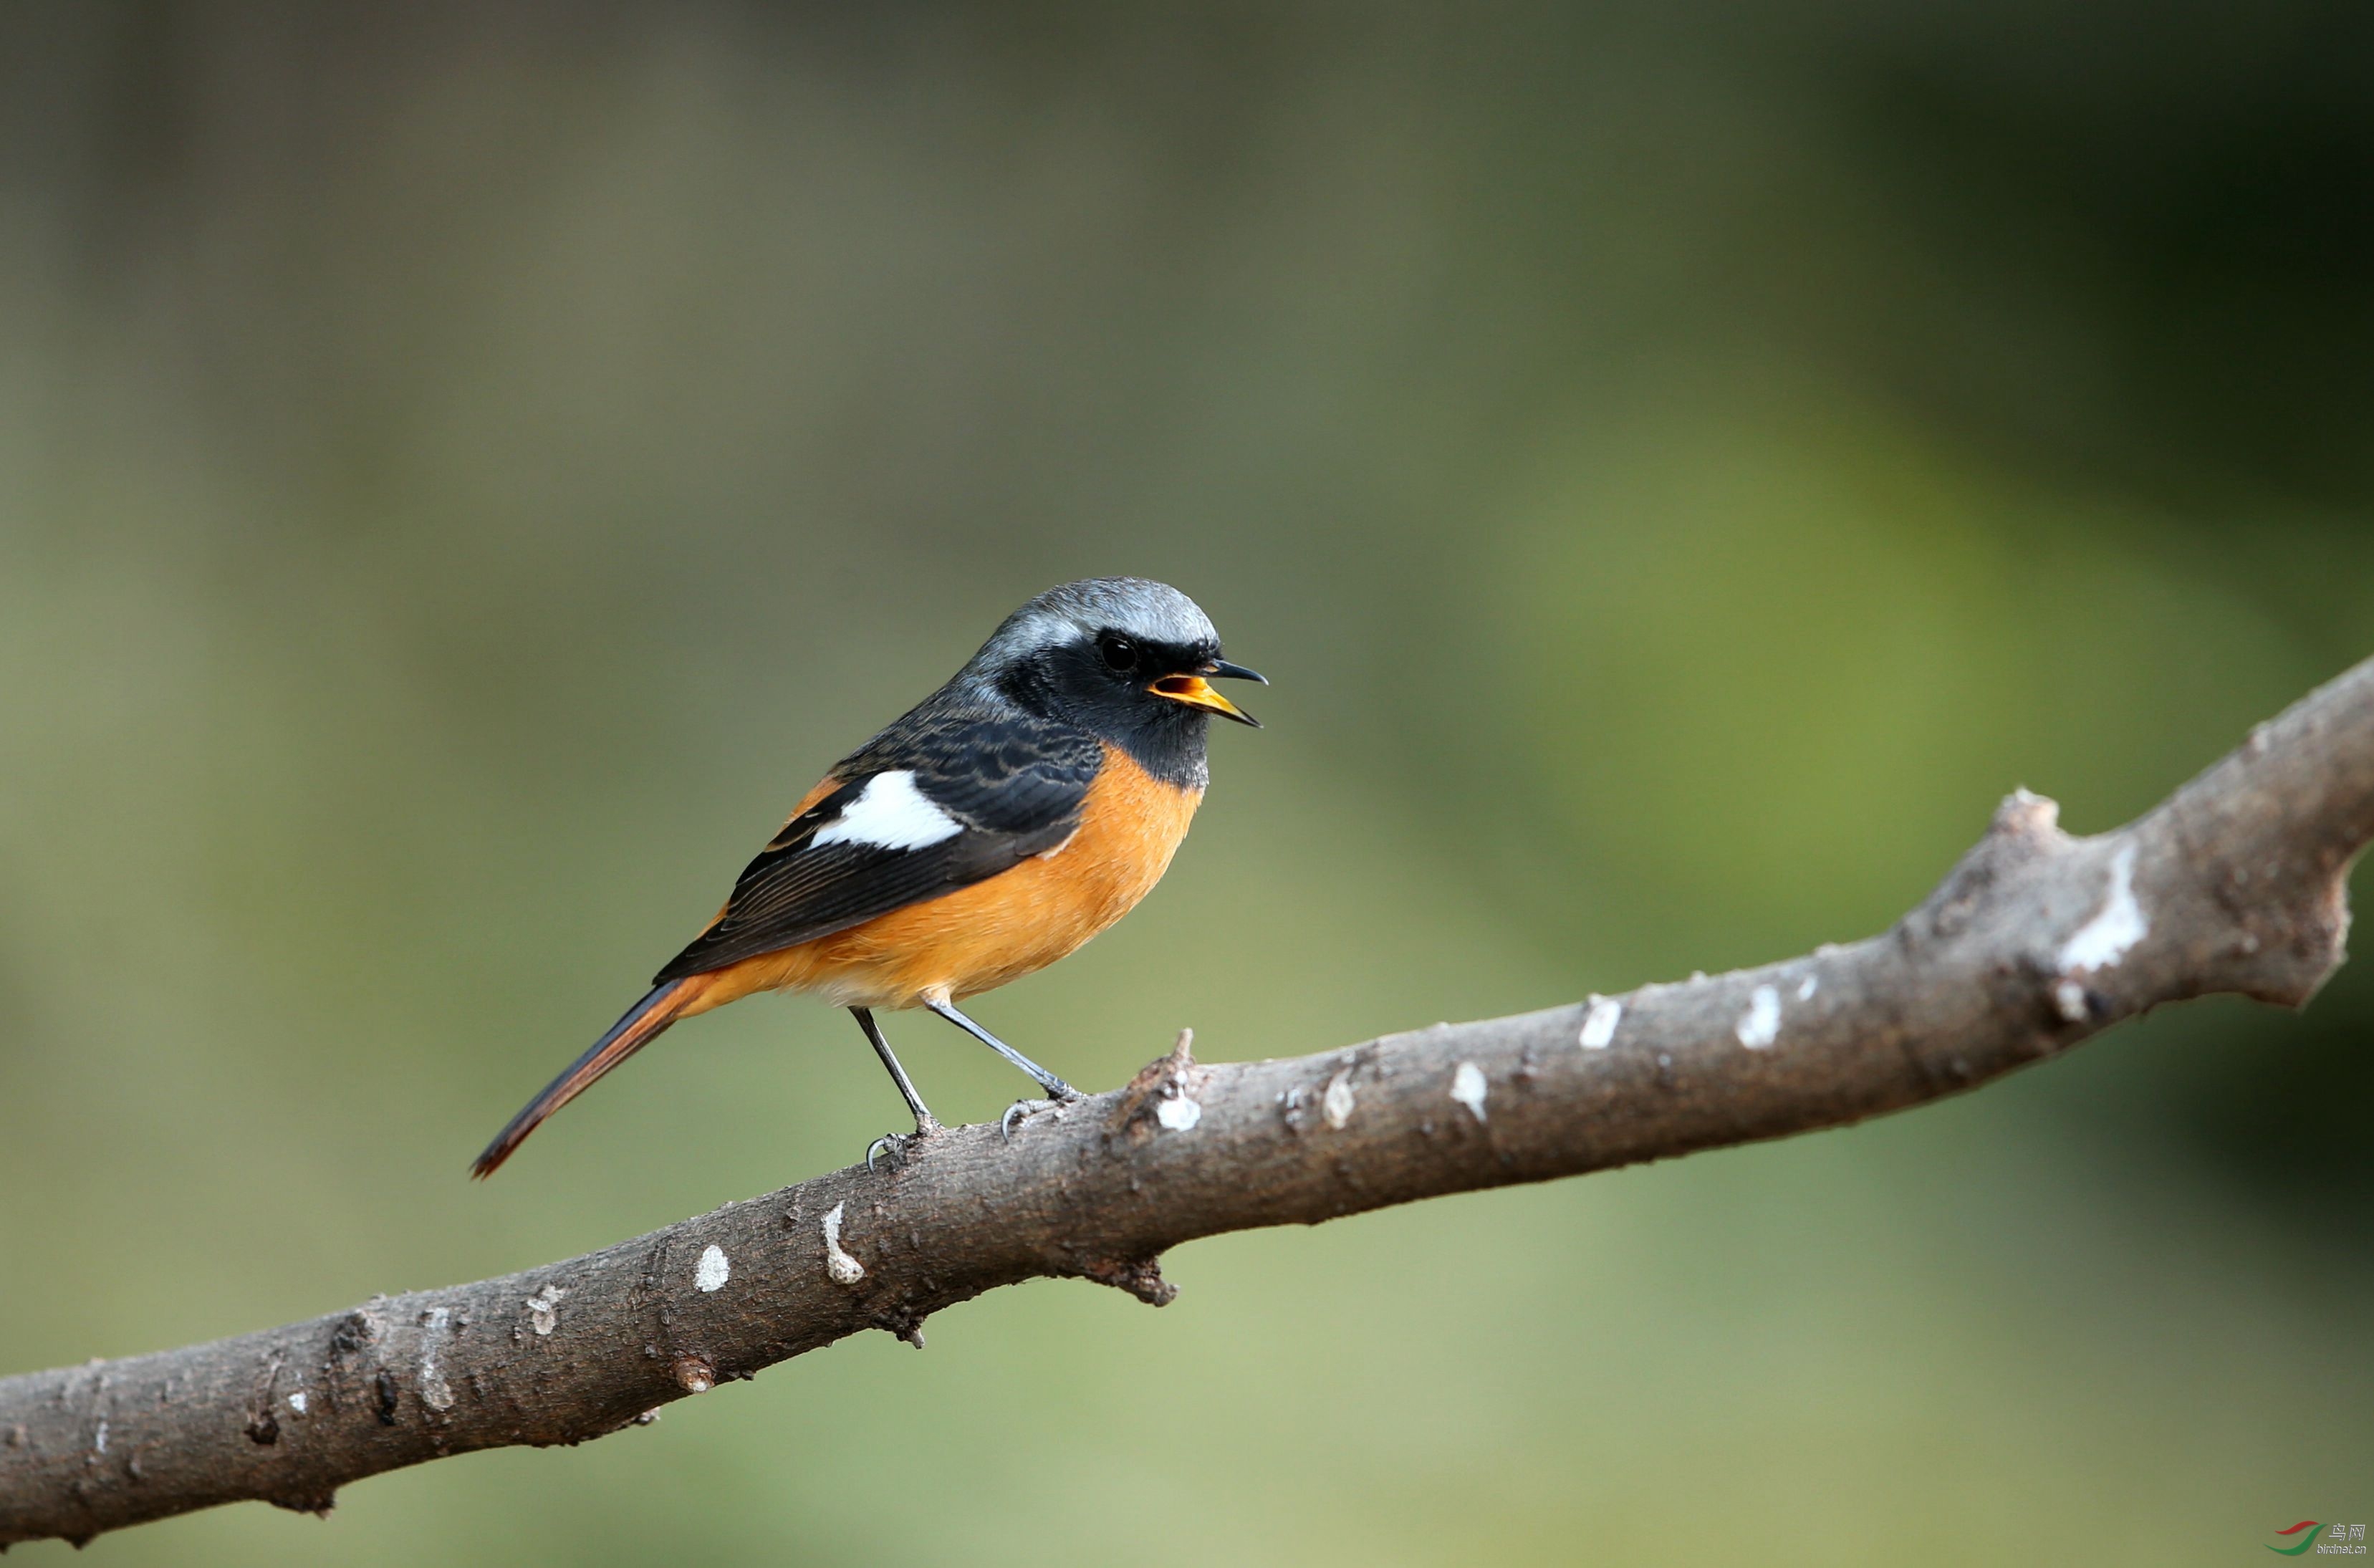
[{"left": 4, "top": 4, "right": 2370, "bottom": 1564}]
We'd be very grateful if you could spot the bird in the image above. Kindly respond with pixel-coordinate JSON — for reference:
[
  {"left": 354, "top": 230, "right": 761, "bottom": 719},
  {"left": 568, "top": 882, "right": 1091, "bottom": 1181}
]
[{"left": 471, "top": 577, "right": 1263, "bottom": 1178}]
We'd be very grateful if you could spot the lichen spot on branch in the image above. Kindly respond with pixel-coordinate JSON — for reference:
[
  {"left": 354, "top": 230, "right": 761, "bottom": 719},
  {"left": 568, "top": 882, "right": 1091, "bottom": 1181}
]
[
  {"left": 821, "top": 1203, "right": 865, "bottom": 1286},
  {"left": 1322, "top": 1070, "right": 1355, "bottom": 1129},
  {"left": 1580, "top": 996, "right": 1622, "bottom": 1049},
  {"left": 1155, "top": 1086, "right": 1201, "bottom": 1131},
  {"left": 1736, "top": 985, "right": 1782, "bottom": 1049},
  {"left": 1450, "top": 1062, "right": 1489, "bottom": 1122},
  {"left": 2052, "top": 979, "right": 2091, "bottom": 1023},
  {"left": 694, "top": 1246, "right": 730, "bottom": 1294},
  {"left": 2057, "top": 842, "right": 2148, "bottom": 973},
  {"left": 418, "top": 1307, "right": 456, "bottom": 1412},
  {"left": 527, "top": 1284, "right": 565, "bottom": 1334}
]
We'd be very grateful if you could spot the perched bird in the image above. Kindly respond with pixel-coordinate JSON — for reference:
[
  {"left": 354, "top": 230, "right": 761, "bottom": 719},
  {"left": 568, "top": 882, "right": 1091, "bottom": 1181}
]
[{"left": 471, "top": 577, "right": 1263, "bottom": 1177}]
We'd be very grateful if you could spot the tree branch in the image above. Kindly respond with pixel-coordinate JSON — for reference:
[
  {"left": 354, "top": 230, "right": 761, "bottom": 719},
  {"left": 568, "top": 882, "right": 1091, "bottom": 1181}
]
[{"left": 8, "top": 655, "right": 2374, "bottom": 1549}]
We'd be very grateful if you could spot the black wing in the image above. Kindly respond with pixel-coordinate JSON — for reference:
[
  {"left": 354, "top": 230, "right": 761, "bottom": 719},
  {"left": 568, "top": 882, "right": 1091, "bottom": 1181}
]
[{"left": 652, "top": 709, "right": 1102, "bottom": 983}]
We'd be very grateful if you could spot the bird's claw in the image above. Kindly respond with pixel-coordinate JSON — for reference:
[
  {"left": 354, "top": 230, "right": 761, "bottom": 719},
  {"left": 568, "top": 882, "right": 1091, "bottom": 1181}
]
[
  {"left": 867, "top": 1116, "right": 945, "bottom": 1172},
  {"left": 1001, "top": 1098, "right": 1062, "bottom": 1142}
]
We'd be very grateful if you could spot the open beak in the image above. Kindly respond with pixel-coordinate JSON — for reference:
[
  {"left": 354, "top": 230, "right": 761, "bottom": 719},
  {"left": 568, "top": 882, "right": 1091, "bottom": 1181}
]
[{"left": 1149, "top": 663, "right": 1264, "bottom": 726}]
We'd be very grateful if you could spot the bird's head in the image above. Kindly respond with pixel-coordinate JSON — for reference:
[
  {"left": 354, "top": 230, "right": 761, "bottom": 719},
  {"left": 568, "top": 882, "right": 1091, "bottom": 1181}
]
[{"left": 966, "top": 578, "right": 1265, "bottom": 752}]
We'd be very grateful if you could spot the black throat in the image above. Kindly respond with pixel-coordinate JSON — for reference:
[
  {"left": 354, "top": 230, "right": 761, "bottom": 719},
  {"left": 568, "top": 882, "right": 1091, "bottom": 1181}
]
[
  {"left": 1102, "top": 704, "right": 1211, "bottom": 791},
  {"left": 996, "top": 643, "right": 1214, "bottom": 791}
]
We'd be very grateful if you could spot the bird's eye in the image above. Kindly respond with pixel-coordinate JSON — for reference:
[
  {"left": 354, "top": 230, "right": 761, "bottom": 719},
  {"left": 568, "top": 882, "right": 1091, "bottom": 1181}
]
[{"left": 1099, "top": 634, "right": 1137, "bottom": 673}]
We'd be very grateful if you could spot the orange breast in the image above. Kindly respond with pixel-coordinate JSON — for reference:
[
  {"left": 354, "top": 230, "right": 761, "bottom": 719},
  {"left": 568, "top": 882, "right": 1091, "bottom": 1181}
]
[{"left": 682, "top": 744, "right": 1201, "bottom": 1014}]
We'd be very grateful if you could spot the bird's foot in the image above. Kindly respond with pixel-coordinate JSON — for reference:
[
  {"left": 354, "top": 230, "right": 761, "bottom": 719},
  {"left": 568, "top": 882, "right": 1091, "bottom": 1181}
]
[
  {"left": 1000, "top": 1098, "right": 1065, "bottom": 1142},
  {"left": 866, "top": 1116, "right": 943, "bottom": 1173}
]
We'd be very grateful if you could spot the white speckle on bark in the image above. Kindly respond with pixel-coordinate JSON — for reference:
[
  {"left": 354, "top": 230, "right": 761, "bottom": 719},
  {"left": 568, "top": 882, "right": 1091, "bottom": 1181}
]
[
  {"left": 821, "top": 1203, "right": 865, "bottom": 1286},
  {"left": 1321, "top": 1070, "right": 1355, "bottom": 1129},
  {"left": 1736, "top": 985, "right": 1782, "bottom": 1049},
  {"left": 1796, "top": 974, "right": 1818, "bottom": 1002},
  {"left": 1580, "top": 996, "right": 1623, "bottom": 1049},
  {"left": 2057, "top": 842, "right": 2148, "bottom": 973},
  {"left": 2053, "top": 979, "right": 2090, "bottom": 1022},
  {"left": 694, "top": 1246, "right": 731, "bottom": 1293},
  {"left": 1155, "top": 1089, "right": 1201, "bottom": 1130},
  {"left": 418, "top": 1307, "right": 455, "bottom": 1411},
  {"left": 1450, "top": 1062, "right": 1489, "bottom": 1122},
  {"left": 93, "top": 1420, "right": 107, "bottom": 1455},
  {"left": 287, "top": 1392, "right": 308, "bottom": 1415},
  {"left": 527, "top": 1284, "right": 566, "bottom": 1334}
]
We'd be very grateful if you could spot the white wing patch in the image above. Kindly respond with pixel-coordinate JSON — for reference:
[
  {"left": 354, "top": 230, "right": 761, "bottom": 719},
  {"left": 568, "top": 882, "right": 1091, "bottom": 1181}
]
[{"left": 811, "top": 770, "right": 964, "bottom": 852}]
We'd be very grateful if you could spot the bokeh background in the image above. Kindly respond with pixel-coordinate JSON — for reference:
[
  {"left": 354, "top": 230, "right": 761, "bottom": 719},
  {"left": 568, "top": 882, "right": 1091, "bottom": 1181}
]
[{"left": 4, "top": 4, "right": 2371, "bottom": 1564}]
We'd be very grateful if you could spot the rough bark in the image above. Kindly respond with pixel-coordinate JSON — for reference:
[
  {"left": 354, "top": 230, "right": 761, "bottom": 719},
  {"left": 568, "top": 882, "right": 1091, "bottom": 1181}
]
[{"left": 6, "top": 655, "right": 2373, "bottom": 1549}]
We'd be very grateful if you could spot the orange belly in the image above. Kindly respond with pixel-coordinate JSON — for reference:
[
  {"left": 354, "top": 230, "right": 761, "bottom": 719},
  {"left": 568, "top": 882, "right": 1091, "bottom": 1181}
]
[{"left": 681, "top": 745, "right": 1201, "bottom": 1014}]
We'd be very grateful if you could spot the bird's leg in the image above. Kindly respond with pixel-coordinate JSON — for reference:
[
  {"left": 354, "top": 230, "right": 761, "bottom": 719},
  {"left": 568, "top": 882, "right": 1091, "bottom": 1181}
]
[
  {"left": 925, "top": 999, "right": 1082, "bottom": 1102},
  {"left": 853, "top": 1007, "right": 941, "bottom": 1172},
  {"left": 854, "top": 1007, "right": 941, "bottom": 1131}
]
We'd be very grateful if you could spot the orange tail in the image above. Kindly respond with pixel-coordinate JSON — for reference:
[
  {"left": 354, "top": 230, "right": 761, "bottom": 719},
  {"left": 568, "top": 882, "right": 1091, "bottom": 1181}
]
[{"left": 471, "top": 976, "right": 708, "bottom": 1178}]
